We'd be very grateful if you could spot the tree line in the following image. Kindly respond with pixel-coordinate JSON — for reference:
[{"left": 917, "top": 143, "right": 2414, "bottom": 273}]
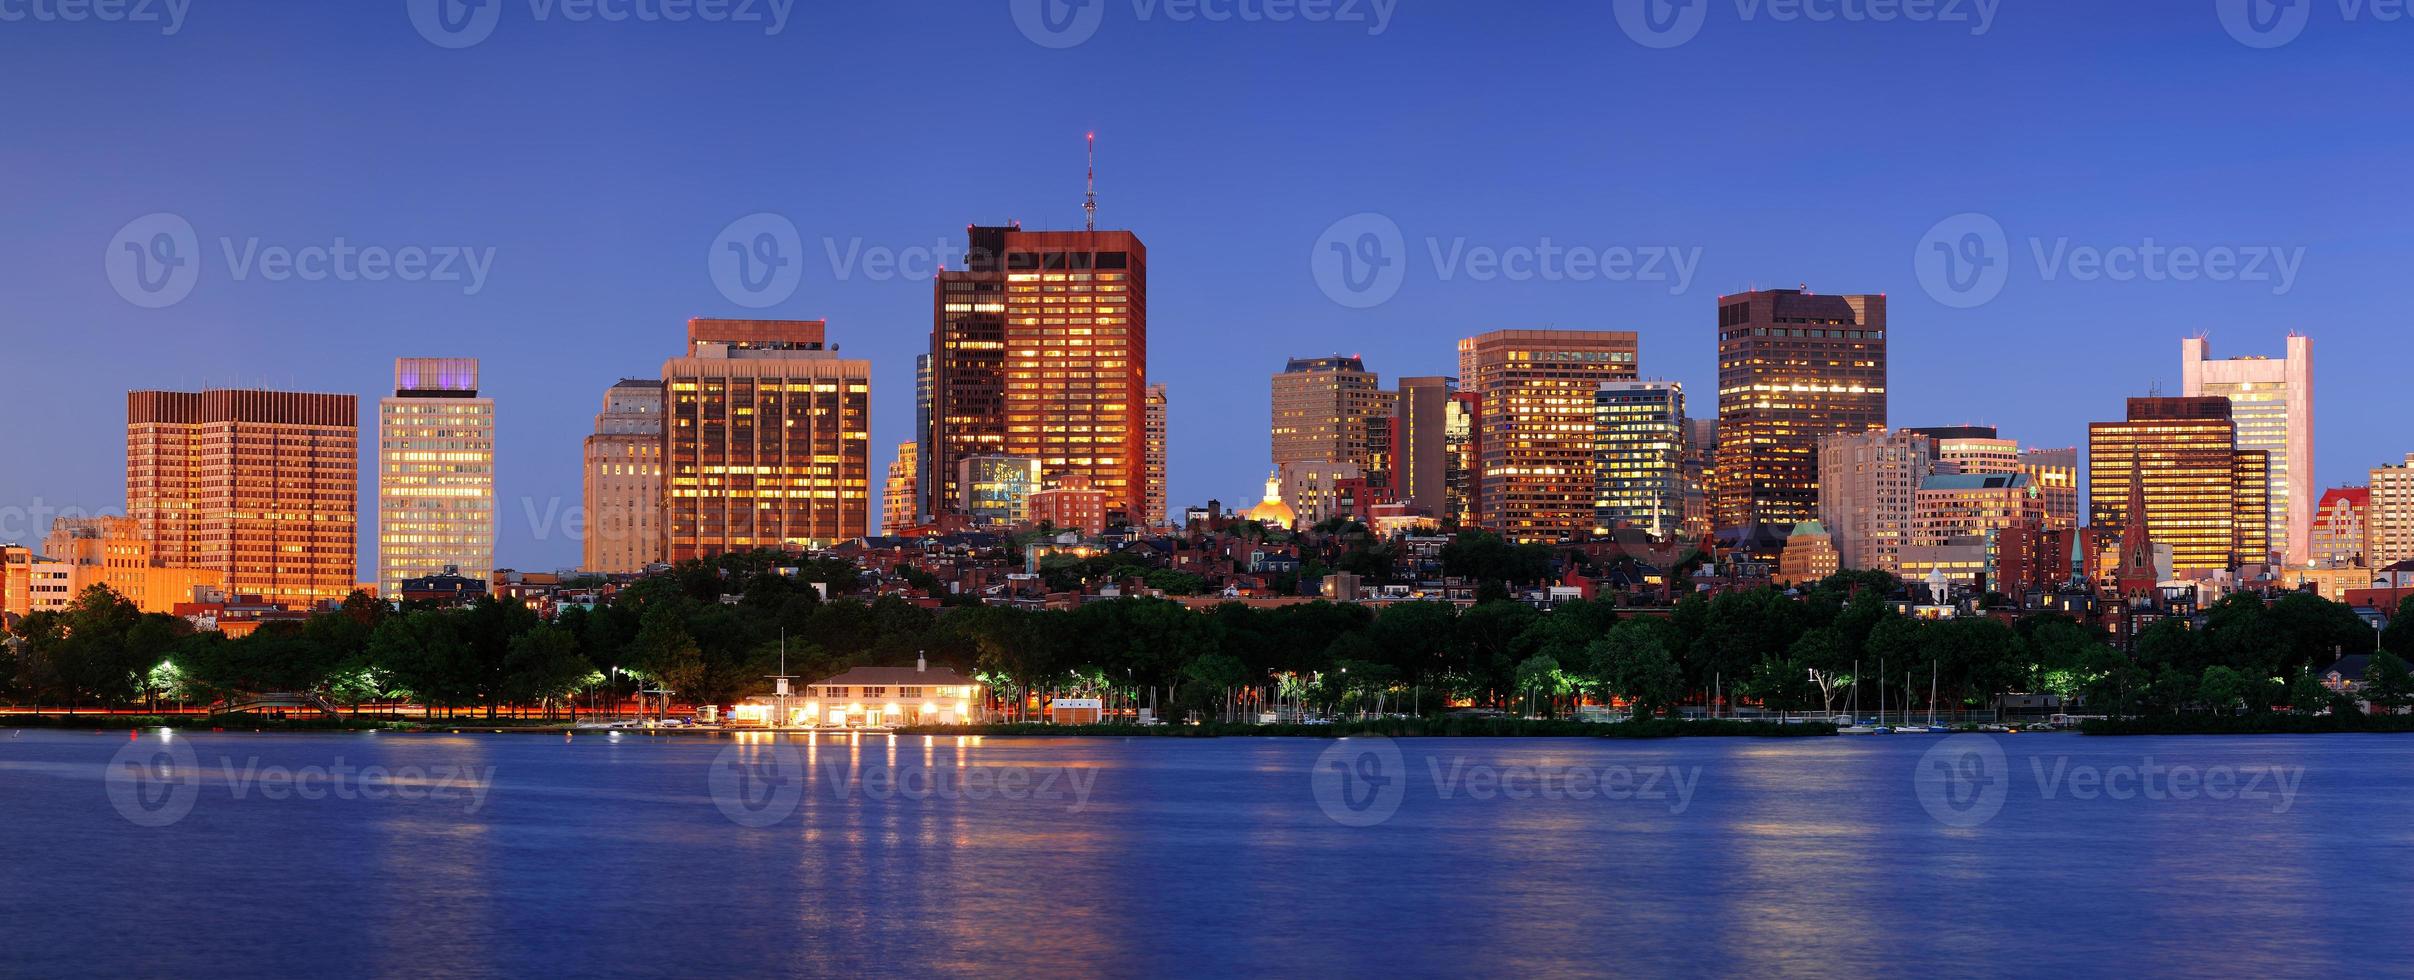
[{"left": 2, "top": 553, "right": 2403, "bottom": 721}]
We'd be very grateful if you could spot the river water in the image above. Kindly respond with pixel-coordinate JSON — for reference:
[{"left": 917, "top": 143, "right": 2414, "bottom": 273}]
[{"left": 2, "top": 728, "right": 2407, "bottom": 977}]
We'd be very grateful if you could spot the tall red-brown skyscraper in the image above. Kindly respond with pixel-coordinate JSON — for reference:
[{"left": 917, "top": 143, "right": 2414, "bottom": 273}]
[
  {"left": 1714, "top": 289, "right": 1889, "bottom": 531},
  {"left": 929, "top": 225, "right": 1147, "bottom": 523},
  {"left": 1457, "top": 329, "right": 1642, "bottom": 543},
  {"left": 127, "top": 389, "right": 359, "bottom": 609}
]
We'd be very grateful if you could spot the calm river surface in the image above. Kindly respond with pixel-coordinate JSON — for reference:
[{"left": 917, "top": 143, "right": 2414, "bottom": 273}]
[{"left": 4, "top": 728, "right": 2410, "bottom": 978}]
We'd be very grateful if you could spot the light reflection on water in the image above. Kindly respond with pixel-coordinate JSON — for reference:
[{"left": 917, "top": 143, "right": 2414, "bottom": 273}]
[{"left": 2, "top": 730, "right": 2409, "bottom": 977}]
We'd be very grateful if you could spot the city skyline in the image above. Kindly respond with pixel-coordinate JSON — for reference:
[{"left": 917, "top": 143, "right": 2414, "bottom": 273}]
[{"left": 7, "top": 3, "right": 2408, "bottom": 572}]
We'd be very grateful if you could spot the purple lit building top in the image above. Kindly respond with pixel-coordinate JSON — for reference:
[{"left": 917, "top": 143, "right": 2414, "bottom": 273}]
[{"left": 394, "top": 357, "right": 479, "bottom": 397}]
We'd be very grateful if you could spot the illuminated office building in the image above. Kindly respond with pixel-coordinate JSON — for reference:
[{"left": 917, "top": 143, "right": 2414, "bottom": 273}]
[
  {"left": 881, "top": 441, "right": 919, "bottom": 536},
  {"left": 959, "top": 455, "right": 1044, "bottom": 526},
  {"left": 2183, "top": 335, "right": 2312, "bottom": 565},
  {"left": 1594, "top": 381, "right": 1686, "bottom": 538},
  {"left": 37, "top": 516, "right": 222, "bottom": 614},
  {"left": 914, "top": 353, "right": 934, "bottom": 529},
  {"left": 663, "top": 319, "right": 871, "bottom": 561},
  {"left": 1713, "top": 289, "right": 1888, "bottom": 531},
  {"left": 1392, "top": 376, "right": 1455, "bottom": 518},
  {"left": 2087, "top": 397, "right": 2270, "bottom": 574},
  {"left": 1816, "top": 428, "right": 1937, "bottom": 574},
  {"left": 1444, "top": 390, "right": 1480, "bottom": 528},
  {"left": 2309, "top": 486, "right": 2371, "bottom": 568},
  {"left": 2019, "top": 447, "right": 2082, "bottom": 531},
  {"left": 128, "top": 388, "right": 358, "bottom": 609},
  {"left": 1907, "top": 426, "right": 2019, "bottom": 475},
  {"left": 1459, "top": 329, "right": 1641, "bottom": 542},
  {"left": 1271, "top": 355, "right": 1395, "bottom": 474},
  {"left": 582, "top": 379, "right": 664, "bottom": 574},
  {"left": 378, "top": 358, "right": 495, "bottom": 598},
  {"left": 929, "top": 225, "right": 1147, "bottom": 523},
  {"left": 1145, "top": 382, "right": 1168, "bottom": 527},
  {"left": 2371, "top": 456, "right": 2414, "bottom": 567}
]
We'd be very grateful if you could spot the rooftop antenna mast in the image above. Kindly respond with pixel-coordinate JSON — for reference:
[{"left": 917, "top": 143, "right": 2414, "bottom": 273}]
[{"left": 1084, "top": 131, "right": 1098, "bottom": 232}]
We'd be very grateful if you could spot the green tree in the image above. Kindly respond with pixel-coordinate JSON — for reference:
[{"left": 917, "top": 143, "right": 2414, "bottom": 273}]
[{"left": 1590, "top": 620, "right": 1684, "bottom": 718}]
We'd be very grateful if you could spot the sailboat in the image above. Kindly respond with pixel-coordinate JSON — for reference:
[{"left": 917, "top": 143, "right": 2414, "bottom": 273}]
[
  {"left": 1917, "top": 662, "right": 1952, "bottom": 733},
  {"left": 1839, "top": 659, "right": 1886, "bottom": 735}
]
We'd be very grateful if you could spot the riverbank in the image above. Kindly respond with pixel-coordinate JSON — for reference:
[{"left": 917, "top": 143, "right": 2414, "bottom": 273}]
[
  {"left": 0, "top": 714, "right": 576, "bottom": 733},
  {"left": 2081, "top": 714, "right": 2414, "bottom": 736},
  {"left": 897, "top": 718, "right": 1840, "bottom": 738}
]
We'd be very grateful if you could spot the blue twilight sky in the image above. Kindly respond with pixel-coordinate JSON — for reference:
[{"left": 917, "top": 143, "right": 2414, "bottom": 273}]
[{"left": 1, "top": 1, "right": 2407, "bottom": 572}]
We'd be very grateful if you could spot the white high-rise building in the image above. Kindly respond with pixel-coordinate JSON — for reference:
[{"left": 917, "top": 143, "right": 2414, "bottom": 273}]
[
  {"left": 378, "top": 358, "right": 496, "bottom": 597},
  {"left": 1816, "top": 429, "right": 1938, "bottom": 575},
  {"left": 2183, "top": 335, "right": 2312, "bottom": 565}
]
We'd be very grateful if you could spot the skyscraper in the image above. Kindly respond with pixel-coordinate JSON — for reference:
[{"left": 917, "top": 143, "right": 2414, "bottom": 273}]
[
  {"left": 930, "top": 225, "right": 1147, "bottom": 524},
  {"left": 1145, "top": 382, "right": 1168, "bottom": 527},
  {"left": 2088, "top": 397, "right": 2270, "bottom": 574},
  {"left": 881, "top": 441, "right": 919, "bottom": 536},
  {"left": 2369, "top": 456, "right": 2414, "bottom": 567},
  {"left": 377, "top": 358, "right": 495, "bottom": 598},
  {"left": 1714, "top": 289, "right": 1889, "bottom": 531},
  {"left": 1445, "top": 390, "right": 1481, "bottom": 528},
  {"left": 663, "top": 319, "right": 871, "bottom": 561},
  {"left": 914, "top": 352, "right": 934, "bottom": 529},
  {"left": 1594, "top": 381, "right": 1686, "bottom": 538},
  {"left": 582, "top": 379, "right": 664, "bottom": 574},
  {"left": 1392, "top": 376, "right": 1456, "bottom": 518},
  {"left": 1816, "top": 428, "right": 1936, "bottom": 574},
  {"left": 2182, "top": 335, "right": 2312, "bottom": 565},
  {"left": 2018, "top": 447, "right": 2082, "bottom": 532},
  {"left": 1458, "top": 329, "right": 1642, "bottom": 542},
  {"left": 2309, "top": 486, "right": 2371, "bottom": 568},
  {"left": 1907, "top": 426, "right": 2019, "bottom": 475},
  {"left": 1270, "top": 356, "right": 1394, "bottom": 472},
  {"left": 128, "top": 389, "right": 358, "bottom": 609}
]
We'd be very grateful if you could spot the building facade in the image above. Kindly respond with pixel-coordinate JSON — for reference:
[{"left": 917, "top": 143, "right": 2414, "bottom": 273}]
[
  {"left": 2087, "top": 397, "right": 2270, "bottom": 574},
  {"left": 1459, "top": 329, "right": 1642, "bottom": 542},
  {"left": 1594, "top": 381, "right": 1686, "bottom": 538},
  {"left": 1145, "top": 382, "right": 1168, "bottom": 527},
  {"left": 1390, "top": 376, "right": 1455, "bottom": 519},
  {"left": 581, "top": 379, "right": 665, "bottom": 575},
  {"left": 2371, "top": 456, "right": 2414, "bottom": 568},
  {"left": 377, "top": 358, "right": 495, "bottom": 598},
  {"left": 1713, "top": 289, "right": 1889, "bottom": 531},
  {"left": 663, "top": 319, "right": 871, "bottom": 561},
  {"left": 37, "top": 516, "right": 223, "bottom": 614},
  {"left": 958, "top": 455, "right": 1043, "bottom": 526},
  {"left": 881, "top": 441, "right": 919, "bottom": 536},
  {"left": 929, "top": 226, "right": 1147, "bottom": 523},
  {"left": 1445, "top": 390, "right": 1481, "bottom": 528},
  {"left": 1816, "top": 428, "right": 1937, "bottom": 574},
  {"left": 2182, "top": 335, "right": 2312, "bottom": 565},
  {"left": 1270, "top": 355, "right": 1394, "bottom": 476},
  {"left": 2019, "top": 447, "right": 2082, "bottom": 531},
  {"left": 2309, "top": 486, "right": 2372, "bottom": 569},
  {"left": 128, "top": 389, "right": 358, "bottom": 609},
  {"left": 1030, "top": 474, "right": 1108, "bottom": 536}
]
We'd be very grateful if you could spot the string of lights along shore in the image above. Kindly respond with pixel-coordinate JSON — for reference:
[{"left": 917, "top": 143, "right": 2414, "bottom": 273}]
[{"left": 0, "top": 145, "right": 2379, "bottom": 624}]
